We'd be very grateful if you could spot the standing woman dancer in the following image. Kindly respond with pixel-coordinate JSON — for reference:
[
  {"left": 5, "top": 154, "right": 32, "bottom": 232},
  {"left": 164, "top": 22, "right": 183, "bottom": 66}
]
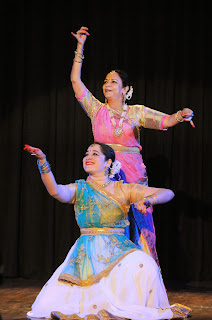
[{"left": 70, "top": 26, "right": 195, "bottom": 267}]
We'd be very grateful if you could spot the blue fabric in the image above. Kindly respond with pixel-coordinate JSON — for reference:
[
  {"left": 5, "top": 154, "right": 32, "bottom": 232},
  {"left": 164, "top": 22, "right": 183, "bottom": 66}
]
[
  {"left": 112, "top": 170, "right": 154, "bottom": 248},
  {"left": 58, "top": 180, "right": 139, "bottom": 285}
]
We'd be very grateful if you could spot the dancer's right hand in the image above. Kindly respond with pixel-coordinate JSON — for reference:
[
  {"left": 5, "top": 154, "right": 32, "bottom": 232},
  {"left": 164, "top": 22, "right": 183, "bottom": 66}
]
[
  {"left": 24, "top": 144, "right": 46, "bottom": 161},
  {"left": 71, "top": 26, "right": 90, "bottom": 46}
]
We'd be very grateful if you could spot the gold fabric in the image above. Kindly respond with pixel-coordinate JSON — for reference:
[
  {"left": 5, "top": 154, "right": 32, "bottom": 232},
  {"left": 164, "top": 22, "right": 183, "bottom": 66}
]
[
  {"left": 51, "top": 309, "right": 127, "bottom": 320},
  {"left": 58, "top": 180, "right": 146, "bottom": 287},
  {"left": 81, "top": 227, "right": 125, "bottom": 235},
  {"left": 106, "top": 143, "right": 140, "bottom": 154}
]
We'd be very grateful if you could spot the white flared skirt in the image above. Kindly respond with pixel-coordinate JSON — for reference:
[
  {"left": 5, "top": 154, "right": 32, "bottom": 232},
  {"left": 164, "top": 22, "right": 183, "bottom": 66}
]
[{"left": 27, "top": 247, "right": 173, "bottom": 320}]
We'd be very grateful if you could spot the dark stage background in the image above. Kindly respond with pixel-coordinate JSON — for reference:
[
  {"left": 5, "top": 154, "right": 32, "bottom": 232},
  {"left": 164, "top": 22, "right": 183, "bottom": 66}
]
[{"left": 0, "top": 2, "right": 211, "bottom": 287}]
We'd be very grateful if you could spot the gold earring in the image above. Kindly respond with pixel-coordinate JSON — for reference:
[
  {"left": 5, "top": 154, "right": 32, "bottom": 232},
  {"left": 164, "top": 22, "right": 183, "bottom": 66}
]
[{"left": 104, "top": 167, "right": 109, "bottom": 176}]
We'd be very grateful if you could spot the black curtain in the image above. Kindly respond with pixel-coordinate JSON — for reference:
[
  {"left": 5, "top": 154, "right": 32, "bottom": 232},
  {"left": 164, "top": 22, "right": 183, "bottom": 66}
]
[{"left": 0, "top": 1, "right": 211, "bottom": 285}]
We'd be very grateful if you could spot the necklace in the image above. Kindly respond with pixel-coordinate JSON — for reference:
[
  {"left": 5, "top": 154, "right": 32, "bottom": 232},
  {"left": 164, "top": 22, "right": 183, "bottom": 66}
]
[
  {"left": 102, "top": 179, "right": 112, "bottom": 187},
  {"left": 106, "top": 104, "right": 128, "bottom": 137},
  {"left": 89, "top": 178, "right": 112, "bottom": 188},
  {"left": 110, "top": 105, "right": 123, "bottom": 113}
]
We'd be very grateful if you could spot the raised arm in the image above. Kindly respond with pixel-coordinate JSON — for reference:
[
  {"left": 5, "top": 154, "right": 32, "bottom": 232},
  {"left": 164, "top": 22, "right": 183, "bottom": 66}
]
[
  {"left": 70, "top": 26, "right": 90, "bottom": 98},
  {"left": 24, "top": 145, "right": 76, "bottom": 203}
]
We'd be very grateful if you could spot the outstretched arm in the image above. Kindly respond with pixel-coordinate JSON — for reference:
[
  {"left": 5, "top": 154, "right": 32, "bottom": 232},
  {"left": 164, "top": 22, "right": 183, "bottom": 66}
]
[
  {"left": 129, "top": 184, "right": 175, "bottom": 215},
  {"left": 143, "top": 186, "right": 174, "bottom": 205},
  {"left": 24, "top": 145, "right": 76, "bottom": 203},
  {"left": 70, "top": 26, "right": 90, "bottom": 98},
  {"left": 163, "top": 108, "right": 195, "bottom": 128}
]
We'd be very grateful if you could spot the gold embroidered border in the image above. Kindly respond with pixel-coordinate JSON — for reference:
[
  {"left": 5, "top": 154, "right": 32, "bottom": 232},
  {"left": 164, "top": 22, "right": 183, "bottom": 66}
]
[
  {"left": 170, "top": 303, "right": 192, "bottom": 317},
  {"left": 86, "top": 181, "right": 128, "bottom": 216},
  {"left": 51, "top": 309, "right": 127, "bottom": 320},
  {"left": 80, "top": 227, "right": 125, "bottom": 235},
  {"left": 106, "top": 143, "right": 140, "bottom": 154},
  {"left": 58, "top": 248, "right": 138, "bottom": 287}
]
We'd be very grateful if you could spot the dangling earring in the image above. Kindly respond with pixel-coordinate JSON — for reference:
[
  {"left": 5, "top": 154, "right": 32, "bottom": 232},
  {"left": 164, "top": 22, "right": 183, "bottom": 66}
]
[
  {"left": 122, "top": 93, "right": 126, "bottom": 105},
  {"left": 104, "top": 166, "right": 109, "bottom": 176},
  {"left": 124, "top": 86, "right": 133, "bottom": 101},
  {"left": 105, "top": 98, "right": 108, "bottom": 104}
]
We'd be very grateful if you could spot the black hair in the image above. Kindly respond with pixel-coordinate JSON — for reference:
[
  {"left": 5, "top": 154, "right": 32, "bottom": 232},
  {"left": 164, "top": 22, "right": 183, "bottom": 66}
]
[
  {"left": 92, "top": 142, "right": 115, "bottom": 164},
  {"left": 111, "top": 69, "right": 130, "bottom": 89},
  {"left": 90, "top": 142, "right": 115, "bottom": 175}
]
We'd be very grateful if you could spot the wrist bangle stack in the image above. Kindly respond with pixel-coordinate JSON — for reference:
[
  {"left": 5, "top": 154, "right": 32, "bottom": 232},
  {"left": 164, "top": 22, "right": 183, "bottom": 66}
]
[
  {"left": 74, "top": 51, "right": 84, "bottom": 59},
  {"left": 143, "top": 194, "right": 159, "bottom": 207},
  {"left": 175, "top": 110, "right": 184, "bottom": 123},
  {"left": 37, "top": 159, "right": 51, "bottom": 174},
  {"left": 150, "top": 194, "right": 159, "bottom": 205},
  {"left": 73, "top": 50, "right": 84, "bottom": 63}
]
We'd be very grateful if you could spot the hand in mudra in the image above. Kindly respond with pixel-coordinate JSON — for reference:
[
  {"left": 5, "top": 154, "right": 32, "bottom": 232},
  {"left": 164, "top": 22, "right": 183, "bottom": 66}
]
[
  {"left": 71, "top": 26, "right": 90, "bottom": 46},
  {"left": 181, "top": 108, "right": 195, "bottom": 127},
  {"left": 24, "top": 144, "right": 46, "bottom": 160},
  {"left": 134, "top": 200, "right": 149, "bottom": 216}
]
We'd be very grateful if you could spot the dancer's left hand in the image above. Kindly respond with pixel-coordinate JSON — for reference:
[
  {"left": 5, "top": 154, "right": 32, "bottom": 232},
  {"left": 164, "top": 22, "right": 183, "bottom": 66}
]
[
  {"left": 134, "top": 200, "right": 149, "bottom": 216},
  {"left": 181, "top": 108, "right": 195, "bottom": 128}
]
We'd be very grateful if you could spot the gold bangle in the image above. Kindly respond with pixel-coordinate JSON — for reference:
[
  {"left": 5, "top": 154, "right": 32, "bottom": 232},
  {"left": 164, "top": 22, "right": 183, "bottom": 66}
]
[
  {"left": 175, "top": 110, "right": 184, "bottom": 122},
  {"left": 73, "top": 59, "right": 83, "bottom": 63},
  {"left": 74, "top": 50, "right": 84, "bottom": 59},
  {"left": 151, "top": 194, "right": 158, "bottom": 205}
]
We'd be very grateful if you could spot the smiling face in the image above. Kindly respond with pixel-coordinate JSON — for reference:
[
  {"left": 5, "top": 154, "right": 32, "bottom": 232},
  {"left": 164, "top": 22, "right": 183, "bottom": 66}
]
[
  {"left": 83, "top": 144, "right": 112, "bottom": 176},
  {"left": 102, "top": 71, "right": 127, "bottom": 102}
]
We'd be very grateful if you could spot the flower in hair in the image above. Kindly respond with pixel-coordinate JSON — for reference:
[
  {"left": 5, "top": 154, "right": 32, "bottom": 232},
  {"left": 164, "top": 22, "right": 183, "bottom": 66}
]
[{"left": 109, "top": 160, "right": 122, "bottom": 178}]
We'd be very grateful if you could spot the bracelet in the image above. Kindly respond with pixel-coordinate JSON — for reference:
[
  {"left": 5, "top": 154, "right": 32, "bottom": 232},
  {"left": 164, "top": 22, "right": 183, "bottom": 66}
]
[
  {"left": 142, "top": 197, "right": 150, "bottom": 208},
  {"left": 143, "top": 194, "right": 159, "bottom": 207},
  {"left": 73, "top": 59, "right": 83, "bottom": 63},
  {"left": 74, "top": 50, "right": 84, "bottom": 59},
  {"left": 175, "top": 110, "right": 184, "bottom": 123},
  {"left": 150, "top": 194, "right": 159, "bottom": 205},
  {"left": 37, "top": 159, "right": 51, "bottom": 174}
]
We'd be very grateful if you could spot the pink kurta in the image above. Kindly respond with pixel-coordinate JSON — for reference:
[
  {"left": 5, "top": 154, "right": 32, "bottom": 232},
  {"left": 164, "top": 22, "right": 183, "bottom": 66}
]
[{"left": 77, "top": 88, "right": 168, "bottom": 265}]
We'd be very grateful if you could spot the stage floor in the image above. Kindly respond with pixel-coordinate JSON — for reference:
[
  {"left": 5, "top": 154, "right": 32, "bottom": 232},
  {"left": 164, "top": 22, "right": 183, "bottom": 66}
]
[{"left": 0, "top": 278, "right": 212, "bottom": 320}]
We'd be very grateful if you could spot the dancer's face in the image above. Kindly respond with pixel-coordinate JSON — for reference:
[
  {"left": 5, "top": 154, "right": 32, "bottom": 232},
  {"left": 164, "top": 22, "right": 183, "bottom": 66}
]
[
  {"left": 83, "top": 144, "right": 111, "bottom": 176},
  {"left": 102, "top": 72, "right": 125, "bottom": 101}
]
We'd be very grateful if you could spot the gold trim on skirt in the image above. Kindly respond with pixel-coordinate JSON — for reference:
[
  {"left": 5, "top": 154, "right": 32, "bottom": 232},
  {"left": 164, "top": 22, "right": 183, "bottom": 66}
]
[
  {"left": 80, "top": 227, "right": 125, "bottom": 235},
  {"left": 58, "top": 248, "right": 138, "bottom": 287}
]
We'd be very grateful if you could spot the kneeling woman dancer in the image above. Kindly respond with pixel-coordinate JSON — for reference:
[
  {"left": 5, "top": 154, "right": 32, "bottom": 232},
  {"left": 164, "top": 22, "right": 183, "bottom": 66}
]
[{"left": 24, "top": 142, "right": 191, "bottom": 320}]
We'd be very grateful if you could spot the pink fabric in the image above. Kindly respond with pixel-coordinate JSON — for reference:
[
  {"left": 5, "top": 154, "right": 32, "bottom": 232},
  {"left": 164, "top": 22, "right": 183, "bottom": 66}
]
[
  {"left": 93, "top": 106, "right": 145, "bottom": 183},
  {"left": 160, "top": 115, "right": 168, "bottom": 131},
  {"left": 77, "top": 89, "right": 167, "bottom": 266},
  {"left": 76, "top": 89, "right": 87, "bottom": 101}
]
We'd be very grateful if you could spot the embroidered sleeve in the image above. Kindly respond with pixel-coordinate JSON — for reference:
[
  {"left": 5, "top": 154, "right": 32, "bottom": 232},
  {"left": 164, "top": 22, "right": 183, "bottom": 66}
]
[
  {"left": 128, "top": 183, "right": 148, "bottom": 204},
  {"left": 120, "top": 182, "right": 147, "bottom": 204},
  {"left": 131, "top": 105, "right": 168, "bottom": 130},
  {"left": 77, "top": 88, "right": 103, "bottom": 121}
]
